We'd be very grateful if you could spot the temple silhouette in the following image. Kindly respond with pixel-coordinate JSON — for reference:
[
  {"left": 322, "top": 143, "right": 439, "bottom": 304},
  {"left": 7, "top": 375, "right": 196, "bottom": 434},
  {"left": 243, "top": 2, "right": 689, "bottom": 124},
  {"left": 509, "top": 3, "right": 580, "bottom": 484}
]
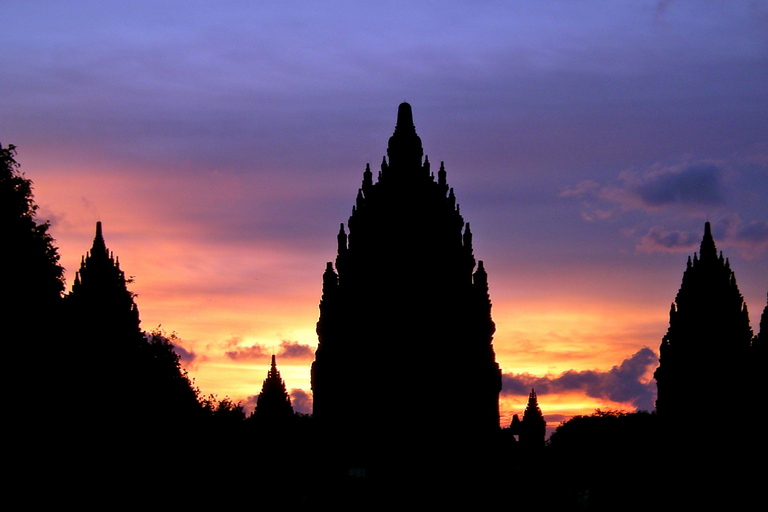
[
  {"left": 64, "top": 222, "right": 201, "bottom": 436},
  {"left": 654, "top": 222, "right": 754, "bottom": 436},
  {"left": 510, "top": 389, "right": 547, "bottom": 452},
  {"left": 254, "top": 354, "right": 294, "bottom": 421},
  {"left": 653, "top": 221, "right": 765, "bottom": 507},
  {"left": 65, "top": 221, "right": 145, "bottom": 420},
  {"left": 311, "top": 102, "right": 502, "bottom": 481}
]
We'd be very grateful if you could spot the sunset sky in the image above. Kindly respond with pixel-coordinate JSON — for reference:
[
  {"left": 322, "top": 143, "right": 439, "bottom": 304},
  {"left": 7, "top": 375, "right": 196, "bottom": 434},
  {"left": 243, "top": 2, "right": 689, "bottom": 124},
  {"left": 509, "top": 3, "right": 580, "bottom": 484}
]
[{"left": 3, "top": 2, "right": 767, "bottom": 434}]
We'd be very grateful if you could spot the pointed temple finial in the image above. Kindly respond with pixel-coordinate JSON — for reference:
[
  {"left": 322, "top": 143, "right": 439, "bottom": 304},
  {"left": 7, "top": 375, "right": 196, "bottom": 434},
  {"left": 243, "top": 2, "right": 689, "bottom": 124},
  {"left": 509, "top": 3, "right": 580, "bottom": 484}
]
[
  {"left": 91, "top": 221, "right": 108, "bottom": 256},
  {"left": 395, "top": 102, "right": 415, "bottom": 134},
  {"left": 699, "top": 221, "right": 717, "bottom": 261},
  {"left": 387, "top": 102, "right": 423, "bottom": 170}
]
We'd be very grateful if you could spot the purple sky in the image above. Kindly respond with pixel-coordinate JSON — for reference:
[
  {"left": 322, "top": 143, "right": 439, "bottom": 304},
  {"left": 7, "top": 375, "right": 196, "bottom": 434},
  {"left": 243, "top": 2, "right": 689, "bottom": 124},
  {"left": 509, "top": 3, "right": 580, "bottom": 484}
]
[{"left": 3, "top": 2, "right": 767, "bottom": 425}]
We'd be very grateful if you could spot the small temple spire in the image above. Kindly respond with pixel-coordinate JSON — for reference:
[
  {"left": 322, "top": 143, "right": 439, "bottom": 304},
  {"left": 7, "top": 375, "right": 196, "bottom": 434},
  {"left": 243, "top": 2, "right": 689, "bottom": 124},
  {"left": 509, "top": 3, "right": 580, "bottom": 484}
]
[
  {"left": 337, "top": 223, "right": 347, "bottom": 253},
  {"left": 438, "top": 161, "right": 447, "bottom": 189},
  {"left": 254, "top": 354, "right": 294, "bottom": 421},
  {"left": 363, "top": 162, "right": 373, "bottom": 190},
  {"left": 463, "top": 222, "right": 473, "bottom": 249},
  {"left": 519, "top": 388, "right": 546, "bottom": 449}
]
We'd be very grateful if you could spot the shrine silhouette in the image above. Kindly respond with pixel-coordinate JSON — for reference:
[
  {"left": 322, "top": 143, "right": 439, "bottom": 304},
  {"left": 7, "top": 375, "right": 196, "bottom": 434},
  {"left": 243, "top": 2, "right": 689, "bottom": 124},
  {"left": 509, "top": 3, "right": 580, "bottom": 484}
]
[{"left": 311, "top": 103, "right": 502, "bottom": 487}]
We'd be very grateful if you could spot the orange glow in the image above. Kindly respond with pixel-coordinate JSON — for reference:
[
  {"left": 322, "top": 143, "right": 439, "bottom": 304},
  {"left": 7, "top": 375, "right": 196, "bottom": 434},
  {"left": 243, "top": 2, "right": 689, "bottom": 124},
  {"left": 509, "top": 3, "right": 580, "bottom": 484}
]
[
  {"left": 33, "top": 163, "right": 666, "bottom": 426},
  {"left": 493, "top": 298, "right": 664, "bottom": 375}
]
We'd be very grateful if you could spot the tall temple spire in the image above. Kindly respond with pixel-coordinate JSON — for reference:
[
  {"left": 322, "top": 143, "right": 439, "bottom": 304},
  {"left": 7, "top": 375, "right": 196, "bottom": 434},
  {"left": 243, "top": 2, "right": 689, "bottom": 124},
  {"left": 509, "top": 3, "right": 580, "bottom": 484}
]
[
  {"left": 68, "top": 221, "right": 139, "bottom": 332},
  {"left": 64, "top": 221, "right": 147, "bottom": 423},
  {"left": 654, "top": 222, "right": 752, "bottom": 439},
  {"left": 312, "top": 103, "right": 501, "bottom": 480}
]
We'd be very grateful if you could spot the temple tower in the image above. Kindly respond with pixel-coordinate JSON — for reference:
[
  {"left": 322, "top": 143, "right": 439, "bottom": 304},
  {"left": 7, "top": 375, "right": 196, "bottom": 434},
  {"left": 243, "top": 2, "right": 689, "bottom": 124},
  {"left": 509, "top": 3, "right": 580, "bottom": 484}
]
[
  {"left": 254, "top": 355, "right": 294, "bottom": 421},
  {"left": 311, "top": 103, "right": 501, "bottom": 474},
  {"left": 519, "top": 388, "right": 546, "bottom": 450},
  {"left": 67, "top": 221, "right": 142, "bottom": 338},
  {"left": 64, "top": 222, "right": 147, "bottom": 423},
  {"left": 654, "top": 222, "right": 753, "bottom": 435}
]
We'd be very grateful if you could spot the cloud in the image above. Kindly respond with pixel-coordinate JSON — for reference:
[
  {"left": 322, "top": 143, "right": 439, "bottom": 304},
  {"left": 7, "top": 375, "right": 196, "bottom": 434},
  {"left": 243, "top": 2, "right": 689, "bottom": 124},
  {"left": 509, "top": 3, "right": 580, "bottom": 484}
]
[
  {"left": 278, "top": 340, "right": 316, "bottom": 360},
  {"left": 225, "top": 344, "right": 271, "bottom": 360},
  {"left": 290, "top": 388, "right": 313, "bottom": 415},
  {"left": 501, "top": 348, "right": 658, "bottom": 412},
  {"left": 173, "top": 343, "right": 200, "bottom": 370},
  {"left": 636, "top": 226, "right": 701, "bottom": 253},
  {"left": 627, "top": 163, "right": 725, "bottom": 209},
  {"left": 225, "top": 339, "right": 314, "bottom": 361},
  {"left": 562, "top": 162, "right": 728, "bottom": 220},
  {"left": 243, "top": 394, "right": 259, "bottom": 414},
  {"left": 241, "top": 389, "right": 312, "bottom": 415},
  {"left": 637, "top": 215, "right": 768, "bottom": 256},
  {"left": 716, "top": 215, "right": 768, "bottom": 257}
]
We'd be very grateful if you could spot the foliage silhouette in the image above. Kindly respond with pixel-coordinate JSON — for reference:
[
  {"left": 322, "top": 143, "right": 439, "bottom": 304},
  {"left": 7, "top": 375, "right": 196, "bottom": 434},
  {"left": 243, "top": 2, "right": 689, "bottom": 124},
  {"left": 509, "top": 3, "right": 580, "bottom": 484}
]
[
  {"left": 2, "top": 143, "right": 68, "bottom": 471},
  {"left": 547, "top": 410, "right": 660, "bottom": 510},
  {"left": 1, "top": 143, "right": 65, "bottom": 378},
  {"left": 1, "top": 143, "right": 65, "bottom": 305}
]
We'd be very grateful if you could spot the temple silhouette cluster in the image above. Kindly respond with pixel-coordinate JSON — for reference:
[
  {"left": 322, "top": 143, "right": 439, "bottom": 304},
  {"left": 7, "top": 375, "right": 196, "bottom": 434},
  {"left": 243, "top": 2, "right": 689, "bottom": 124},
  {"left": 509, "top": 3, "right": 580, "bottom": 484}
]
[{"left": 3, "top": 99, "right": 767, "bottom": 506}]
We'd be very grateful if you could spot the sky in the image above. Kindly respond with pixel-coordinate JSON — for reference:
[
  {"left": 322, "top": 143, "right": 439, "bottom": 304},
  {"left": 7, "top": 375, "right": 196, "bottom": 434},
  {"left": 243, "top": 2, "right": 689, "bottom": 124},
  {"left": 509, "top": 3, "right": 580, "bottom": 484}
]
[{"left": 3, "top": 1, "right": 767, "bottom": 436}]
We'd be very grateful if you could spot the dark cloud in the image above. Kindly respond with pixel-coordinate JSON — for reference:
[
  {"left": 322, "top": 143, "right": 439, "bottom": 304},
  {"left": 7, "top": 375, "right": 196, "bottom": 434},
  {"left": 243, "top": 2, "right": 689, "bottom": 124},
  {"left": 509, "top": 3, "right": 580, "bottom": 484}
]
[
  {"left": 225, "top": 340, "right": 314, "bottom": 361},
  {"left": 278, "top": 340, "right": 316, "bottom": 360},
  {"left": 241, "top": 389, "right": 311, "bottom": 415},
  {"left": 173, "top": 342, "right": 199, "bottom": 369},
  {"left": 637, "top": 215, "right": 768, "bottom": 256},
  {"left": 630, "top": 163, "right": 725, "bottom": 209},
  {"left": 243, "top": 394, "right": 259, "bottom": 414},
  {"left": 637, "top": 226, "right": 701, "bottom": 253},
  {"left": 290, "top": 388, "right": 313, "bottom": 415},
  {"left": 501, "top": 348, "right": 658, "bottom": 412},
  {"left": 225, "top": 344, "right": 271, "bottom": 360},
  {"left": 563, "top": 162, "right": 728, "bottom": 219},
  {"left": 717, "top": 215, "right": 768, "bottom": 255}
]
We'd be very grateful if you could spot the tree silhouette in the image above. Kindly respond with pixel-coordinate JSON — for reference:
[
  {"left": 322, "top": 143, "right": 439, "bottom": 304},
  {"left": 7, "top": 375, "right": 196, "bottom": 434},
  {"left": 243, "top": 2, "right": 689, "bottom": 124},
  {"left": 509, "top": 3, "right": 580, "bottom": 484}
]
[
  {"left": 0, "top": 143, "right": 65, "bottom": 306},
  {"left": 547, "top": 410, "right": 660, "bottom": 510},
  {"left": 141, "top": 328, "right": 207, "bottom": 427},
  {"left": 1, "top": 143, "right": 66, "bottom": 433}
]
